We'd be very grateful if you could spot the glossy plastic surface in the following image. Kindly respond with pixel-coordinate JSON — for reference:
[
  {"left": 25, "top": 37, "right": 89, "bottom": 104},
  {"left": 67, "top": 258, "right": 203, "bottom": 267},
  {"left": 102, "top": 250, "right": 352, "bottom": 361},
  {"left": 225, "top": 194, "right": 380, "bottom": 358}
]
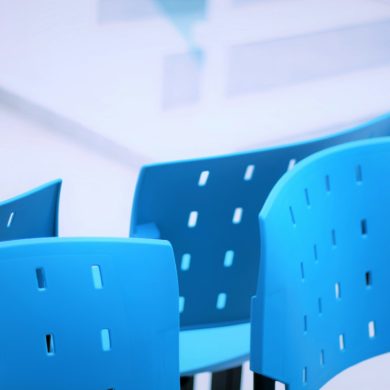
[
  {"left": 0, "top": 179, "right": 62, "bottom": 241},
  {"left": 131, "top": 114, "right": 390, "bottom": 330},
  {"left": 251, "top": 138, "right": 390, "bottom": 389},
  {"left": 0, "top": 237, "right": 179, "bottom": 390},
  {"left": 180, "top": 323, "right": 250, "bottom": 376},
  {"left": 131, "top": 114, "right": 390, "bottom": 375}
]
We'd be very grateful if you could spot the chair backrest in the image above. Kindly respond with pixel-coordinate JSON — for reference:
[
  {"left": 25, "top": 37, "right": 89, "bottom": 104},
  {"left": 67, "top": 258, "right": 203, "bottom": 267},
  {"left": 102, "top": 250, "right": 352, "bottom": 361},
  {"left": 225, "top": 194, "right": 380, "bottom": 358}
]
[
  {"left": 0, "top": 237, "right": 179, "bottom": 390},
  {"left": 0, "top": 179, "right": 62, "bottom": 241},
  {"left": 130, "top": 113, "right": 390, "bottom": 329},
  {"left": 251, "top": 138, "right": 390, "bottom": 389}
]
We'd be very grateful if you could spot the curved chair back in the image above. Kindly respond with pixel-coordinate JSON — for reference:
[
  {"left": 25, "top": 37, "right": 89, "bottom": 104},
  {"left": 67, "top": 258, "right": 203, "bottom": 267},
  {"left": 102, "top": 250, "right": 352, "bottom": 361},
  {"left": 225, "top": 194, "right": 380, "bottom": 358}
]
[
  {"left": 0, "top": 237, "right": 179, "bottom": 390},
  {"left": 0, "top": 179, "right": 61, "bottom": 241},
  {"left": 131, "top": 114, "right": 390, "bottom": 329},
  {"left": 251, "top": 138, "right": 390, "bottom": 389}
]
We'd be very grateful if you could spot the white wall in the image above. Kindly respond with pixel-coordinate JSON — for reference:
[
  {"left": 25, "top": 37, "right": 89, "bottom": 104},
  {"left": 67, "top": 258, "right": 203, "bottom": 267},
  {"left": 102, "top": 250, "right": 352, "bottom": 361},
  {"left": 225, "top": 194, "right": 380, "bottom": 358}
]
[
  {"left": 0, "top": 104, "right": 136, "bottom": 237},
  {"left": 1, "top": 0, "right": 390, "bottom": 161}
]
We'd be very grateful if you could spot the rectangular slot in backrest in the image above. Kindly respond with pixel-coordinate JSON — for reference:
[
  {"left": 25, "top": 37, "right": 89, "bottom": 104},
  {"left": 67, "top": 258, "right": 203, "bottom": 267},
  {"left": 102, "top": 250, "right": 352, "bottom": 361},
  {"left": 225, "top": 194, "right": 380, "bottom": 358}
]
[
  {"left": 181, "top": 254, "right": 191, "bottom": 271},
  {"left": 188, "top": 211, "right": 198, "bottom": 228},
  {"left": 224, "top": 250, "right": 234, "bottom": 267},
  {"left": 7, "top": 212, "right": 14, "bottom": 228},
  {"left": 232, "top": 208, "right": 243, "bottom": 224},
  {"left": 365, "top": 271, "right": 372, "bottom": 287},
  {"left": 302, "top": 367, "right": 307, "bottom": 384},
  {"left": 356, "top": 165, "right": 363, "bottom": 183},
  {"left": 179, "top": 296, "right": 185, "bottom": 313},
  {"left": 45, "top": 334, "right": 55, "bottom": 355},
  {"left": 287, "top": 159, "right": 296, "bottom": 171},
  {"left": 91, "top": 265, "right": 103, "bottom": 289},
  {"left": 36, "top": 268, "right": 47, "bottom": 290},
  {"left": 339, "top": 334, "right": 345, "bottom": 350},
  {"left": 244, "top": 164, "right": 255, "bottom": 181},
  {"left": 216, "top": 293, "right": 227, "bottom": 309},
  {"left": 101, "top": 329, "right": 111, "bottom": 351},
  {"left": 320, "top": 350, "right": 325, "bottom": 366},
  {"left": 368, "top": 321, "right": 376, "bottom": 338},
  {"left": 325, "top": 175, "right": 331, "bottom": 192},
  {"left": 361, "top": 219, "right": 367, "bottom": 236},
  {"left": 198, "top": 170, "right": 209, "bottom": 186},
  {"left": 335, "top": 282, "right": 341, "bottom": 299}
]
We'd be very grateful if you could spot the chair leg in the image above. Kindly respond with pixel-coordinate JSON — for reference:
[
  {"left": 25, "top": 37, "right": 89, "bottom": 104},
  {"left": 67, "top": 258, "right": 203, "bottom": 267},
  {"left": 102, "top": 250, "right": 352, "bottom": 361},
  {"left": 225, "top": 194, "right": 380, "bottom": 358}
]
[
  {"left": 180, "top": 376, "right": 194, "bottom": 390},
  {"left": 253, "top": 373, "right": 275, "bottom": 390},
  {"left": 211, "top": 366, "right": 242, "bottom": 390}
]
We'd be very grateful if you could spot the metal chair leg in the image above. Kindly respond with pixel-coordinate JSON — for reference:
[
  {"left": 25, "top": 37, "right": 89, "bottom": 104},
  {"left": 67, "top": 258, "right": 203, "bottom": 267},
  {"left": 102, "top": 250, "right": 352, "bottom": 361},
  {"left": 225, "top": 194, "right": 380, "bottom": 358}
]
[
  {"left": 254, "top": 373, "right": 275, "bottom": 390},
  {"left": 180, "top": 376, "right": 194, "bottom": 390},
  {"left": 211, "top": 366, "right": 242, "bottom": 390}
]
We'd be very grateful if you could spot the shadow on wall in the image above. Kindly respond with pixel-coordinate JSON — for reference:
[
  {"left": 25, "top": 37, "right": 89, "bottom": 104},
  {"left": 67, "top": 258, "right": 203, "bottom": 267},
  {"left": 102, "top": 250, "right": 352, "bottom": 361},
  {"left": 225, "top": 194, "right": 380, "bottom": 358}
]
[
  {"left": 98, "top": 0, "right": 207, "bottom": 42},
  {"left": 162, "top": 49, "right": 204, "bottom": 109}
]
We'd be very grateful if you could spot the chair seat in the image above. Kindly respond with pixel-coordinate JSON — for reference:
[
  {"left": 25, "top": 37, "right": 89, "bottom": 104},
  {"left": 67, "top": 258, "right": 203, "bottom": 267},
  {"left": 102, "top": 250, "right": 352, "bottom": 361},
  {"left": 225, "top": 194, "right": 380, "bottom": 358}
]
[{"left": 180, "top": 323, "right": 250, "bottom": 376}]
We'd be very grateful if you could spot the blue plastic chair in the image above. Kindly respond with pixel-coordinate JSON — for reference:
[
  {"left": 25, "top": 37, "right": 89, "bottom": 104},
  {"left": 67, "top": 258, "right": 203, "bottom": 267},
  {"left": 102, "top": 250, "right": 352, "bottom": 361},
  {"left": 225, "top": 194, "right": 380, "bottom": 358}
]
[
  {"left": 0, "top": 237, "right": 179, "bottom": 390},
  {"left": 130, "top": 114, "right": 390, "bottom": 386},
  {"left": 251, "top": 137, "right": 390, "bottom": 389},
  {"left": 0, "top": 179, "right": 62, "bottom": 241}
]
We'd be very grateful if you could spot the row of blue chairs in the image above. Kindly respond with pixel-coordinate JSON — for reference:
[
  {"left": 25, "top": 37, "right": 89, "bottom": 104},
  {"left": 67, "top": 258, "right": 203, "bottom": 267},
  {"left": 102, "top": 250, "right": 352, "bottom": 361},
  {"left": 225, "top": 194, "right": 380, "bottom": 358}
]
[{"left": 0, "top": 113, "right": 389, "bottom": 389}]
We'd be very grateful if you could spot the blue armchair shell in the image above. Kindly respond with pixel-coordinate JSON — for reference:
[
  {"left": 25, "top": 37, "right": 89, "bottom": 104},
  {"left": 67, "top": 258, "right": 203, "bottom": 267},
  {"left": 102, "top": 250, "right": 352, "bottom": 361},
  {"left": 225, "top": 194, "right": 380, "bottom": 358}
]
[
  {"left": 0, "top": 237, "right": 179, "bottom": 390},
  {"left": 251, "top": 138, "right": 390, "bottom": 389},
  {"left": 0, "top": 179, "right": 61, "bottom": 241},
  {"left": 131, "top": 114, "right": 390, "bottom": 378}
]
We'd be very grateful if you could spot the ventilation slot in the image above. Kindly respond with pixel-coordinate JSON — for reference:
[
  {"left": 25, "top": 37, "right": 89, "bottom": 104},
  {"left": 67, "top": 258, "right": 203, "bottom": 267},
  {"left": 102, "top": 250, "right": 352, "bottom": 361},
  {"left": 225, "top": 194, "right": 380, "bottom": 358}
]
[
  {"left": 300, "top": 262, "right": 305, "bottom": 281},
  {"left": 7, "top": 212, "right": 14, "bottom": 228},
  {"left": 320, "top": 350, "right": 325, "bottom": 366},
  {"left": 224, "top": 250, "right": 234, "bottom": 267},
  {"left": 331, "top": 229, "right": 337, "bottom": 247},
  {"left": 91, "top": 265, "right": 103, "bottom": 289},
  {"left": 244, "top": 164, "right": 255, "bottom": 181},
  {"left": 339, "top": 334, "right": 345, "bottom": 351},
  {"left": 181, "top": 254, "right": 191, "bottom": 271},
  {"left": 318, "top": 298, "right": 323, "bottom": 315},
  {"left": 198, "top": 170, "right": 209, "bottom": 187},
  {"left": 232, "top": 208, "right": 243, "bottom": 224},
  {"left": 289, "top": 206, "right": 296, "bottom": 225},
  {"left": 325, "top": 175, "right": 331, "bottom": 192},
  {"left": 335, "top": 282, "right": 341, "bottom": 299},
  {"left": 188, "top": 211, "right": 198, "bottom": 228},
  {"left": 101, "top": 329, "right": 111, "bottom": 351},
  {"left": 365, "top": 271, "right": 372, "bottom": 287},
  {"left": 304, "top": 188, "right": 311, "bottom": 207},
  {"left": 216, "top": 293, "right": 227, "bottom": 310},
  {"left": 302, "top": 367, "right": 307, "bottom": 384},
  {"left": 179, "top": 297, "right": 185, "bottom": 313},
  {"left": 36, "top": 268, "right": 47, "bottom": 291},
  {"left": 368, "top": 321, "right": 376, "bottom": 338},
  {"left": 356, "top": 165, "right": 363, "bottom": 183},
  {"left": 313, "top": 245, "right": 318, "bottom": 262},
  {"left": 45, "top": 334, "right": 55, "bottom": 356},
  {"left": 303, "top": 315, "right": 308, "bottom": 333},
  {"left": 361, "top": 219, "right": 367, "bottom": 236},
  {"left": 287, "top": 159, "right": 296, "bottom": 171}
]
